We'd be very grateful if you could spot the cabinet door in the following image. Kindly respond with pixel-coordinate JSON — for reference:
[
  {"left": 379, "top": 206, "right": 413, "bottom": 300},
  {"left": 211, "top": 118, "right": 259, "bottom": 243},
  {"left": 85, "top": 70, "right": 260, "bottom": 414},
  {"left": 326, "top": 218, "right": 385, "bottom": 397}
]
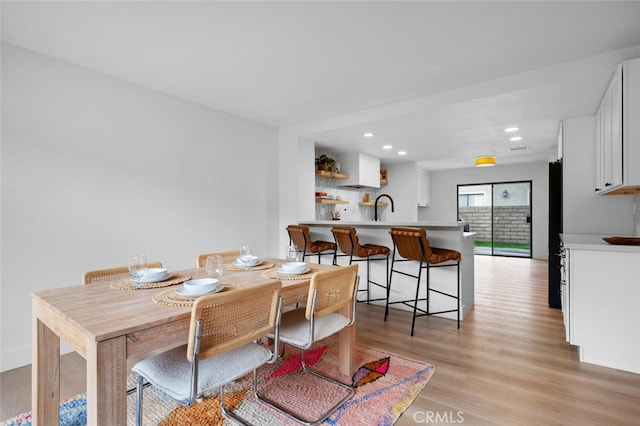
[
  {"left": 594, "top": 107, "right": 604, "bottom": 192},
  {"left": 416, "top": 170, "right": 431, "bottom": 207},
  {"left": 609, "top": 66, "right": 623, "bottom": 188},
  {"left": 595, "top": 64, "right": 623, "bottom": 194},
  {"left": 602, "top": 89, "right": 613, "bottom": 188}
]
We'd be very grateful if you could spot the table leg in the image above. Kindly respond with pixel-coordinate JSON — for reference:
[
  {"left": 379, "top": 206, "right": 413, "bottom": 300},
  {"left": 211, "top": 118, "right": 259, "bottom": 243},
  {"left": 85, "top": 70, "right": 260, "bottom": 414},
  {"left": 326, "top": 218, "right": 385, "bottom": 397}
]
[
  {"left": 86, "top": 336, "right": 127, "bottom": 425},
  {"left": 32, "top": 317, "right": 60, "bottom": 426},
  {"left": 338, "top": 324, "right": 356, "bottom": 376}
]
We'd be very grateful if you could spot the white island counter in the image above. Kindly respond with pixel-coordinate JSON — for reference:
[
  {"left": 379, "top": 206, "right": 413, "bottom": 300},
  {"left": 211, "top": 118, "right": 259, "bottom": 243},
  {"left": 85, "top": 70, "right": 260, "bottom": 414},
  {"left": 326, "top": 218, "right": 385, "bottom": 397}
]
[
  {"left": 299, "top": 221, "right": 475, "bottom": 322},
  {"left": 561, "top": 233, "right": 640, "bottom": 373}
]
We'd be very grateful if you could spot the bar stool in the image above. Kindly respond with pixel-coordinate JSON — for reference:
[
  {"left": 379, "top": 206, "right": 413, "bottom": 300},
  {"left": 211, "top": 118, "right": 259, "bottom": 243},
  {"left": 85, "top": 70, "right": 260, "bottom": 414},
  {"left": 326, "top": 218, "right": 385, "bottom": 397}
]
[
  {"left": 386, "top": 227, "right": 461, "bottom": 336},
  {"left": 286, "top": 225, "right": 336, "bottom": 264},
  {"left": 331, "top": 226, "right": 390, "bottom": 304}
]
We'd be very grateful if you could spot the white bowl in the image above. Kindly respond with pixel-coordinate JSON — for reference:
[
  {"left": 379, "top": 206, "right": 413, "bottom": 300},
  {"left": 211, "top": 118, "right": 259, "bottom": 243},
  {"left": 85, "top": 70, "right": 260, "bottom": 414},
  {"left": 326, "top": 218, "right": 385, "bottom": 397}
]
[
  {"left": 236, "top": 255, "right": 260, "bottom": 266},
  {"left": 142, "top": 268, "right": 168, "bottom": 282},
  {"left": 281, "top": 262, "right": 306, "bottom": 273},
  {"left": 182, "top": 278, "right": 219, "bottom": 295}
]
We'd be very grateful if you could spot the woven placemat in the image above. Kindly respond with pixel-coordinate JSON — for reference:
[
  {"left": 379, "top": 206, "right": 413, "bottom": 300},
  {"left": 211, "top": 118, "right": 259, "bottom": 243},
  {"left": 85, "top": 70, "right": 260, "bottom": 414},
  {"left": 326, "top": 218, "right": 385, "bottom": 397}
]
[
  {"left": 261, "top": 267, "right": 317, "bottom": 281},
  {"left": 224, "top": 261, "right": 275, "bottom": 272},
  {"left": 110, "top": 274, "right": 191, "bottom": 290},
  {"left": 152, "top": 285, "right": 238, "bottom": 307}
]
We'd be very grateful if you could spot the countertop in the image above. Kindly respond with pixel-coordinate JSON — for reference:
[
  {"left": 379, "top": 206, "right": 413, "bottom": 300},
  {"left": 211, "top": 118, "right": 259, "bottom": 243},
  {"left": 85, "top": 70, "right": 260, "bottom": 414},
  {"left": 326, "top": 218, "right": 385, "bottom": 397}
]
[
  {"left": 300, "top": 220, "right": 466, "bottom": 230},
  {"left": 561, "top": 233, "right": 640, "bottom": 253}
]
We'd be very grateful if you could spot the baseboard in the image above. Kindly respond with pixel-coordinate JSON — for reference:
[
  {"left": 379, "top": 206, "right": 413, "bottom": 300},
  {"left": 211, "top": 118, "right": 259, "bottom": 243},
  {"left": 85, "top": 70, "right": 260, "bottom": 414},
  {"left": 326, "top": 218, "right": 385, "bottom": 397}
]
[{"left": 1, "top": 342, "right": 74, "bottom": 373}]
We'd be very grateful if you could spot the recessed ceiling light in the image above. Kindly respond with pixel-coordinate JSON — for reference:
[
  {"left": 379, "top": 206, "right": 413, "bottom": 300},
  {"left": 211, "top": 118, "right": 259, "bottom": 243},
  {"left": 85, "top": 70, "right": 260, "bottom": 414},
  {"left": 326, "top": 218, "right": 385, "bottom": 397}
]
[
  {"left": 505, "top": 127, "right": 519, "bottom": 133},
  {"left": 363, "top": 132, "right": 374, "bottom": 138},
  {"left": 510, "top": 136, "right": 523, "bottom": 142},
  {"left": 382, "top": 145, "right": 393, "bottom": 150},
  {"left": 398, "top": 151, "right": 407, "bottom": 156}
]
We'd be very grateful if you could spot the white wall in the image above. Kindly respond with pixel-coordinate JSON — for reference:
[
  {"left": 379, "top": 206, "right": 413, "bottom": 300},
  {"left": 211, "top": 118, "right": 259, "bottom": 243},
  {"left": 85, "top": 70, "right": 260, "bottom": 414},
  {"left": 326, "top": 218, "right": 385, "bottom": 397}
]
[
  {"left": 562, "top": 116, "right": 633, "bottom": 235},
  {"left": 418, "top": 161, "right": 549, "bottom": 259},
  {"left": 1, "top": 44, "right": 279, "bottom": 371}
]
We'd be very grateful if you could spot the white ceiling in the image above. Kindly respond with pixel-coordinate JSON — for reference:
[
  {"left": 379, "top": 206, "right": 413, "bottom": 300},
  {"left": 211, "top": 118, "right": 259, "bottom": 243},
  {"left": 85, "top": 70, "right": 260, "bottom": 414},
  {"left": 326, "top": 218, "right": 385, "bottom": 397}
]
[{"left": 3, "top": 1, "right": 640, "bottom": 169}]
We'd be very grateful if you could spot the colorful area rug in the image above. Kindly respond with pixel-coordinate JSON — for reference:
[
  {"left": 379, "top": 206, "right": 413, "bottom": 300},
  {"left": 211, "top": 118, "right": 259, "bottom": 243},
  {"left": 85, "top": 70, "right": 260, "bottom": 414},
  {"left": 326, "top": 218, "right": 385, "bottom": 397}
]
[{"left": 2, "top": 338, "right": 435, "bottom": 425}]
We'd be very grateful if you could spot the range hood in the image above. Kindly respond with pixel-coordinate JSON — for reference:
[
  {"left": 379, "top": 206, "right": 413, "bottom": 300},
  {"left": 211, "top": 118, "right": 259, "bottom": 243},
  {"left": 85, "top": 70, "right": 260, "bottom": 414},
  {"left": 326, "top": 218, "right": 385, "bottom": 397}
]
[{"left": 338, "top": 152, "right": 381, "bottom": 189}]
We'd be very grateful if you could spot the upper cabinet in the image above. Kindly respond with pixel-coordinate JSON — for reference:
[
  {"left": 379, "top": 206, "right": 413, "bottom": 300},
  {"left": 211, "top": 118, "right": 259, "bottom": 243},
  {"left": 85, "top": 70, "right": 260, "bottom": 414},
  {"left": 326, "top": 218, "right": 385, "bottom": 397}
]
[
  {"left": 416, "top": 168, "right": 431, "bottom": 207},
  {"left": 595, "top": 57, "right": 640, "bottom": 195}
]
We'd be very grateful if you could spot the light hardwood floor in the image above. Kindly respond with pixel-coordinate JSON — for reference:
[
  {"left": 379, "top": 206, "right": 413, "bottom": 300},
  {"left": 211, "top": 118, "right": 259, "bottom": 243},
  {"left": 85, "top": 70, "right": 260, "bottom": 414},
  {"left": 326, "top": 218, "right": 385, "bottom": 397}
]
[{"left": 2, "top": 256, "right": 639, "bottom": 424}]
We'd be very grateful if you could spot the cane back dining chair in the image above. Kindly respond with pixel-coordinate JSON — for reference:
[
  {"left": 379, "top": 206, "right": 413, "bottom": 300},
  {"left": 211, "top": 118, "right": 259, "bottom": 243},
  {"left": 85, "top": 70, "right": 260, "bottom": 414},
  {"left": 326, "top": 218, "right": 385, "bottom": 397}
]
[
  {"left": 132, "top": 280, "right": 283, "bottom": 426},
  {"left": 331, "top": 226, "right": 390, "bottom": 305},
  {"left": 82, "top": 262, "right": 164, "bottom": 284},
  {"left": 387, "top": 227, "right": 461, "bottom": 335},
  {"left": 196, "top": 250, "right": 240, "bottom": 268},
  {"left": 286, "top": 225, "right": 336, "bottom": 264},
  {"left": 256, "top": 264, "right": 359, "bottom": 425}
]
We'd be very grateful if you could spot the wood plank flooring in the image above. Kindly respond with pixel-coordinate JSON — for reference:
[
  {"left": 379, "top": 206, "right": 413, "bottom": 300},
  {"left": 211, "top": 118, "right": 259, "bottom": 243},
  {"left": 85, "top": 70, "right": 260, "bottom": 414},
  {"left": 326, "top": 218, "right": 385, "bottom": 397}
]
[{"left": 2, "top": 256, "right": 639, "bottom": 424}]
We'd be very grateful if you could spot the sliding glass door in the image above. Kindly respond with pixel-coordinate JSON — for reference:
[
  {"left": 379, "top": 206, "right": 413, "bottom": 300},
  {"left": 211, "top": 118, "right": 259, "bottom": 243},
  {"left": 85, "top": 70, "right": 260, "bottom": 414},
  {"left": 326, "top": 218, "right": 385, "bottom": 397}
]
[{"left": 458, "top": 181, "right": 532, "bottom": 258}]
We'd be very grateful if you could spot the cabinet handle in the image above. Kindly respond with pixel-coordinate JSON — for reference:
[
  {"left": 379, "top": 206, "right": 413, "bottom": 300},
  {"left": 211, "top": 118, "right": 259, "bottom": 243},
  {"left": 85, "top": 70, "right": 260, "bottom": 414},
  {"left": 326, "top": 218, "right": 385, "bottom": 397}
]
[
  {"left": 595, "top": 188, "right": 601, "bottom": 192},
  {"left": 605, "top": 182, "right": 612, "bottom": 186}
]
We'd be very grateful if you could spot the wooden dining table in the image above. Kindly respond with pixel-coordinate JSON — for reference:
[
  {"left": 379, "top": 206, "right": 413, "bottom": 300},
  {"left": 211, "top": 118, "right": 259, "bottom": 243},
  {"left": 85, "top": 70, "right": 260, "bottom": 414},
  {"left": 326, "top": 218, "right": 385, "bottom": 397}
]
[{"left": 31, "top": 257, "right": 356, "bottom": 426}]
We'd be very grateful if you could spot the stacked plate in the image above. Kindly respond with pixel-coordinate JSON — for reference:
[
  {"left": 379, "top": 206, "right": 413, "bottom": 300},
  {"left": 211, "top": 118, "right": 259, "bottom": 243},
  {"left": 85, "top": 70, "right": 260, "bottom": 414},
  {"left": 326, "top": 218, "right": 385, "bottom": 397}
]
[
  {"left": 232, "top": 256, "right": 262, "bottom": 267},
  {"left": 176, "top": 278, "right": 223, "bottom": 297},
  {"left": 278, "top": 262, "right": 309, "bottom": 275},
  {"left": 136, "top": 268, "right": 170, "bottom": 283}
]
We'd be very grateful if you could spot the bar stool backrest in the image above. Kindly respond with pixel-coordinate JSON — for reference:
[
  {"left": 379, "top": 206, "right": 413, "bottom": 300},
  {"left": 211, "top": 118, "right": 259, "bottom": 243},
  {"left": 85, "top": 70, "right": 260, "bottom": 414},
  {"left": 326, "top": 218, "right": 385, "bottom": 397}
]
[
  {"left": 389, "top": 227, "right": 432, "bottom": 262},
  {"left": 331, "top": 226, "right": 360, "bottom": 255},
  {"left": 286, "top": 225, "right": 310, "bottom": 253}
]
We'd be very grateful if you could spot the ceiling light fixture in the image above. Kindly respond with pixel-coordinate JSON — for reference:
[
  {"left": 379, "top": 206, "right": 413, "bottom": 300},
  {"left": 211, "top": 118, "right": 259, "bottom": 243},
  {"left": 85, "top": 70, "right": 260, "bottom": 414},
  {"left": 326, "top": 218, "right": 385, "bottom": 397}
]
[
  {"left": 510, "top": 136, "right": 523, "bottom": 142},
  {"left": 382, "top": 145, "right": 393, "bottom": 150},
  {"left": 505, "top": 127, "right": 519, "bottom": 133},
  {"left": 475, "top": 156, "right": 496, "bottom": 167},
  {"left": 363, "top": 132, "right": 374, "bottom": 138},
  {"left": 398, "top": 151, "right": 407, "bottom": 156}
]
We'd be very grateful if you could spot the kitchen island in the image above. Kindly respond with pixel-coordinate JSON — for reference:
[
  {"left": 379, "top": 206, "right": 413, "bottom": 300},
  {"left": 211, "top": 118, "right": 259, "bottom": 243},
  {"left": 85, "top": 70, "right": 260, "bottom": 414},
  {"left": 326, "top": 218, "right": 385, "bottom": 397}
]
[{"left": 300, "top": 221, "right": 475, "bottom": 322}]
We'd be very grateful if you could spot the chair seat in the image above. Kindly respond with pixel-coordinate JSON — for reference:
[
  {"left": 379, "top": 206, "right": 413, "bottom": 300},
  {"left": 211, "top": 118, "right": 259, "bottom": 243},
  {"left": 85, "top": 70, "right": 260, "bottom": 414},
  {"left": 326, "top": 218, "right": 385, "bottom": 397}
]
[
  {"left": 428, "top": 247, "right": 462, "bottom": 264},
  {"left": 132, "top": 342, "right": 271, "bottom": 405},
  {"left": 277, "top": 308, "right": 351, "bottom": 348},
  {"left": 356, "top": 243, "right": 390, "bottom": 258},
  {"left": 309, "top": 240, "right": 337, "bottom": 253}
]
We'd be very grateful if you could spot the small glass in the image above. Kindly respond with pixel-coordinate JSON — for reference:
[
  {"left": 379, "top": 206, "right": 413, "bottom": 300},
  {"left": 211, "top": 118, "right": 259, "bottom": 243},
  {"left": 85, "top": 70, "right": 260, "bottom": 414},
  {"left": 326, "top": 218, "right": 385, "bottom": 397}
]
[
  {"left": 286, "top": 245, "right": 302, "bottom": 262},
  {"left": 205, "top": 255, "right": 224, "bottom": 281},
  {"left": 129, "top": 254, "right": 147, "bottom": 286},
  {"left": 238, "top": 245, "right": 253, "bottom": 271}
]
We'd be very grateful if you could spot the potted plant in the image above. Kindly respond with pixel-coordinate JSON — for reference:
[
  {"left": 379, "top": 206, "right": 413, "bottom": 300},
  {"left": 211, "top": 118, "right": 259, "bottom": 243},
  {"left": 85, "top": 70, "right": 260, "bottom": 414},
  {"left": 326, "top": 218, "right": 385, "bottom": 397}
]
[{"left": 315, "top": 154, "right": 336, "bottom": 172}]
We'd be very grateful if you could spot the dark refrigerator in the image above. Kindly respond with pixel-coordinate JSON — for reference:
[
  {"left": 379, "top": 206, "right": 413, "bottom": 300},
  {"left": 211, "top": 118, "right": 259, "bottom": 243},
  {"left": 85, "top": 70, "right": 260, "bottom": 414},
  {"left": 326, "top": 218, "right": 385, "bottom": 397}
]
[{"left": 548, "top": 160, "right": 562, "bottom": 308}]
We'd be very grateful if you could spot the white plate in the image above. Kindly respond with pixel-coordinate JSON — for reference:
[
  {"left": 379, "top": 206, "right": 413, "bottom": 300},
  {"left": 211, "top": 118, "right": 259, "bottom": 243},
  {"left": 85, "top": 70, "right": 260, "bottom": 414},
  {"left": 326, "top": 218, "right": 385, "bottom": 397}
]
[
  {"left": 133, "top": 271, "right": 171, "bottom": 284},
  {"left": 176, "top": 284, "right": 223, "bottom": 297},
  {"left": 233, "top": 260, "right": 263, "bottom": 267},
  {"left": 277, "top": 267, "right": 310, "bottom": 275}
]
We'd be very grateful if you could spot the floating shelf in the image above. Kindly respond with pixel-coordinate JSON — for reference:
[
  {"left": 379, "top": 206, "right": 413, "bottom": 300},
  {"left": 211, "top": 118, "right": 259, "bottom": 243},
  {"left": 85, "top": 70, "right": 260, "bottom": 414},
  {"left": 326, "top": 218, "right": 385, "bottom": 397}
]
[
  {"left": 316, "top": 197, "right": 349, "bottom": 205},
  {"left": 359, "top": 202, "right": 388, "bottom": 207},
  {"left": 315, "top": 170, "right": 349, "bottom": 179}
]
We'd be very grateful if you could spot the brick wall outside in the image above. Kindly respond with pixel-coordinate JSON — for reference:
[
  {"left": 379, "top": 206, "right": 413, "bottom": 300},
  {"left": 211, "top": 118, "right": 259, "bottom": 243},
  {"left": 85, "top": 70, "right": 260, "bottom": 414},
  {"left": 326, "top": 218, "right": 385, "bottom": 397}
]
[{"left": 459, "top": 206, "right": 531, "bottom": 245}]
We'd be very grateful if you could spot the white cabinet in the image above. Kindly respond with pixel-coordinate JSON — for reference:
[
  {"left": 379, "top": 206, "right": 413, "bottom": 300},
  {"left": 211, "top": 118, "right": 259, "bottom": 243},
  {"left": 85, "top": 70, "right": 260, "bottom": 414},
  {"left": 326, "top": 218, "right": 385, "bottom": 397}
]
[
  {"left": 594, "top": 64, "right": 622, "bottom": 193},
  {"left": 595, "top": 57, "right": 640, "bottom": 195},
  {"left": 561, "top": 234, "right": 640, "bottom": 374},
  {"left": 416, "top": 169, "right": 431, "bottom": 207}
]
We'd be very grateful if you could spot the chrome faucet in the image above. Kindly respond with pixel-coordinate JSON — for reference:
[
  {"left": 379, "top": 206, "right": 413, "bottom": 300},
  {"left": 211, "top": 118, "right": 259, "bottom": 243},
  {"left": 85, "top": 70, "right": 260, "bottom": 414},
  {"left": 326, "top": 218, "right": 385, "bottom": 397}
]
[{"left": 374, "top": 194, "right": 395, "bottom": 221}]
